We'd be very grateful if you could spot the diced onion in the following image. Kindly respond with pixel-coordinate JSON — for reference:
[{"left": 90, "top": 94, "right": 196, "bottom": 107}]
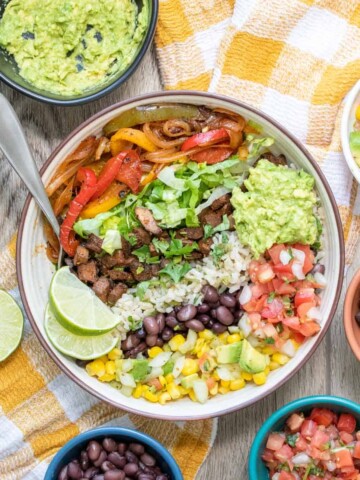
[
  {"left": 173, "top": 356, "right": 186, "bottom": 378},
  {"left": 179, "top": 329, "right": 197, "bottom": 354},
  {"left": 121, "top": 359, "right": 133, "bottom": 373},
  {"left": 280, "top": 249, "right": 291, "bottom": 265},
  {"left": 120, "top": 385, "right": 134, "bottom": 397},
  {"left": 253, "top": 328, "right": 265, "bottom": 339},
  {"left": 272, "top": 474, "right": 280, "bottom": 480},
  {"left": 325, "top": 461, "right": 336, "bottom": 472},
  {"left": 119, "top": 373, "right": 136, "bottom": 388},
  {"left": 216, "top": 367, "right": 235, "bottom": 381},
  {"left": 148, "top": 351, "right": 172, "bottom": 367},
  {"left": 239, "top": 285, "right": 252, "bottom": 305},
  {"left": 307, "top": 306, "right": 322, "bottom": 322},
  {"left": 238, "top": 313, "right": 252, "bottom": 338},
  {"left": 292, "top": 453, "right": 311, "bottom": 465},
  {"left": 291, "top": 262, "right": 305, "bottom": 280},
  {"left": 193, "top": 380, "right": 209, "bottom": 404},
  {"left": 280, "top": 339, "right": 296, "bottom": 357},
  {"left": 314, "top": 271, "right": 327, "bottom": 286},
  {"left": 292, "top": 248, "right": 305, "bottom": 266}
]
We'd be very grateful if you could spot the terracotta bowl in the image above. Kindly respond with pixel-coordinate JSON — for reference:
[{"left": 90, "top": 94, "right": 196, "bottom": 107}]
[
  {"left": 344, "top": 268, "right": 360, "bottom": 361},
  {"left": 17, "top": 91, "right": 345, "bottom": 419}
]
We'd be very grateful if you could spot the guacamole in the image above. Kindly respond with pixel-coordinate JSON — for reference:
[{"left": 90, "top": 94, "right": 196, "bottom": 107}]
[
  {"left": 231, "top": 159, "right": 320, "bottom": 257},
  {"left": 0, "top": 0, "right": 148, "bottom": 95}
]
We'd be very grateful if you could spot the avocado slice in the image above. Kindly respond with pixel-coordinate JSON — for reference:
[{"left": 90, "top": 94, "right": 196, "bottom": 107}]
[
  {"left": 239, "top": 339, "right": 267, "bottom": 374},
  {"left": 181, "top": 373, "right": 200, "bottom": 389},
  {"left": 216, "top": 341, "right": 242, "bottom": 364},
  {"left": 350, "top": 131, "right": 360, "bottom": 166},
  {"left": 131, "top": 359, "right": 150, "bottom": 381}
]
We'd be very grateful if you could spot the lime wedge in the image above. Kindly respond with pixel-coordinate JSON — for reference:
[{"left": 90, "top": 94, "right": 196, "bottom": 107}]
[
  {"left": 45, "top": 303, "right": 119, "bottom": 360},
  {"left": 0, "top": 290, "right": 24, "bottom": 362},
  {"left": 49, "top": 266, "right": 119, "bottom": 335}
]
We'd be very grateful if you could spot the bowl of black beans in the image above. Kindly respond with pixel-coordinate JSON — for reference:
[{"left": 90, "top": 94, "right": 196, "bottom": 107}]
[
  {"left": 44, "top": 427, "right": 183, "bottom": 480},
  {"left": 344, "top": 268, "right": 360, "bottom": 361}
]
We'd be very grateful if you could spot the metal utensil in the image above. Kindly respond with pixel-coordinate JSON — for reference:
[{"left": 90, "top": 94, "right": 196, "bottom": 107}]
[{"left": 0, "top": 94, "right": 62, "bottom": 264}]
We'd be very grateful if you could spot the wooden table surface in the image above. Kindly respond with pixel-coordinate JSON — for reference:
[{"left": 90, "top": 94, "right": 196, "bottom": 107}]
[{"left": 1, "top": 47, "right": 359, "bottom": 479}]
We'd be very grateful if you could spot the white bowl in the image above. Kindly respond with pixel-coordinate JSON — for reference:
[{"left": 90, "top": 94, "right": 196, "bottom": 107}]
[
  {"left": 17, "top": 92, "right": 345, "bottom": 420},
  {"left": 341, "top": 80, "right": 360, "bottom": 183}
]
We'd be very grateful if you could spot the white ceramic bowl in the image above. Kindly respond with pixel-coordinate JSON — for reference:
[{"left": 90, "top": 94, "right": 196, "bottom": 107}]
[
  {"left": 17, "top": 92, "right": 345, "bottom": 420},
  {"left": 341, "top": 80, "right": 360, "bottom": 183}
]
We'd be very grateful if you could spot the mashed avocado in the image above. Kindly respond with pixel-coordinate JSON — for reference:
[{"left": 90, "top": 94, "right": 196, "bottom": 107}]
[
  {"left": 0, "top": 0, "right": 148, "bottom": 95},
  {"left": 231, "top": 159, "right": 320, "bottom": 257}
]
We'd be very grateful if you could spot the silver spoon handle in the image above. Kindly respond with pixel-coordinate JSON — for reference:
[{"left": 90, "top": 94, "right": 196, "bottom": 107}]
[{"left": 0, "top": 94, "right": 59, "bottom": 236}]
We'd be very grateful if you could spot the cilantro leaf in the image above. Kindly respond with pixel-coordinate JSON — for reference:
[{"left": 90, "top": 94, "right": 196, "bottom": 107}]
[
  {"left": 286, "top": 434, "right": 298, "bottom": 447},
  {"left": 132, "top": 245, "right": 160, "bottom": 264},
  {"left": 136, "top": 281, "right": 151, "bottom": 300},
  {"left": 264, "top": 337, "right": 275, "bottom": 345},
  {"left": 204, "top": 215, "right": 230, "bottom": 239},
  {"left": 160, "top": 261, "right": 192, "bottom": 282}
]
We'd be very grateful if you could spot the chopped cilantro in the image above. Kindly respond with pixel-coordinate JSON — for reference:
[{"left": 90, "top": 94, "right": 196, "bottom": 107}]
[
  {"left": 136, "top": 266, "right": 144, "bottom": 275},
  {"left": 160, "top": 261, "right": 192, "bottom": 282},
  {"left": 276, "top": 323, "right": 284, "bottom": 333},
  {"left": 136, "top": 281, "right": 151, "bottom": 300},
  {"left": 264, "top": 337, "right": 275, "bottom": 345},
  {"left": 203, "top": 215, "right": 230, "bottom": 239},
  {"left": 286, "top": 433, "right": 298, "bottom": 447},
  {"left": 153, "top": 237, "right": 198, "bottom": 258},
  {"left": 132, "top": 245, "right": 159, "bottom": 264},
  {"left": 267, "top": 292, "right": 276, "bottom": 303}
]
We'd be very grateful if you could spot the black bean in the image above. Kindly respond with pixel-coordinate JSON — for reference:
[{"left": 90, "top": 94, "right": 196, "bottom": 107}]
[
  {"left": 104, "top": 471, "right": 125, "bottom": 480},
  {"left": 58, "top": 465, "right": 69, "bottom": 480},
  {"left": 68, "top": 461, "right": 83, "bottom": 479},
  {"left": 87, "top": 441, "right": 102, "bottom": 462},
  {"left": 197, "top": 314, "right": 211, "bottom": 324},
  {"left": 202, "top": 285, "right": 219, "bottom": 303},
  {"left": 177, "top": 305, "right": 197, "bottom": 322},
  {"left": 207, "top": 318, "right": 215, "bottom": 329},
  {"left": 355, "top": 311, "right": 360, "bottom": 326},
  {"left": 76, "top": 359, "right": 88, "bottom": 368},
  {"left": 219, "top": 293, "right": 236, "bottom": 308},
  {"left": 161, "top": 328, "right": 174, "bottom": 342},
  {"left": 143, "top": 316, "right": 159, "bottom": 335},
  {"left": 185, "top": 319, "right": 205, "bottom": 332},
  {"left": 309, "top": 264, "right": 325, "bottom": 275},
  {"left": 165, "top": 316, "right": 178, "bottom": 328},
  {"left": 156, "top": 338, "right": 164, "bottom": 347},
  {"left": 136, "top": 328, "right": 146, "bottom": 339},
  {"left": 101, "top": 461, "right": 116, "bottom": 472},
  {"left": 155, "top": 314, "right": 166, "bottom": 332},
  {"left": 140, "top": 454, "right": 156, "bottom": 467},
  {"left": 129, "top": 443, "right": 145, "bottom": 456},
  {"left": 123, "top": 463, "right": 139, "bottom": 476},
  {"left": 174, "top": 306, "right": 181, "bottom": 313},
  {"left": 122, "top": 335, "right": 140, "bottom": 351},
  {"left": 138, "top": 475, "right": 154, "bottom": 480},
  {"left": 211, "top": 322, "right": 228, "bottom": 334},
  {"left": 80, "top": 450, "right": 89, "bottom": 470},
  {"left": 233, "top": 310, "right": 243, "bottom": 321},
  {"left": 84, "top": 466, "right": 100, "bottom": 478},
  {"left": 156, "top": 476, "right": 168, "bottom": 480},
  {"left": 93, "top": 451, "right": 108, "bottom": 467},
  {"left": 145, "top": 334, "right": 158, "bottom": 347},
  {"left": 197, "top": 303, "right": 210, "bottom": 313},
  {"left": 210, "top": 309, "right": 218, "bottom": 319},
  {"left": 125, "top": 451, "right": 139, "bottom": 464},
  {"left": 208, "top": 301, "right": 220, "bottom": 308},
  {"left": 93, "top": 476, "right": 105, "bottom": 480},
  {"left": 103, "top": 438, "right": 118, "bottom": 453},
  {"left": 216, "top": 306, "right": 234, "bottom": 325},
  {"left": 131, "top": 342, "right": 147, "bottom": 355},
  {"left": 108, "top": 453, "right": 127, "bottom": 469},
  {"left": 118, "top": 443, "right": 128, "bottom": 455}
]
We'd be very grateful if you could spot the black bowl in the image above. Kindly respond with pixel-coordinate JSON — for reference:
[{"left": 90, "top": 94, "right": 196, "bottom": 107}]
[{"left": 0, "top": 0, "right": 158, "bottom": 106}]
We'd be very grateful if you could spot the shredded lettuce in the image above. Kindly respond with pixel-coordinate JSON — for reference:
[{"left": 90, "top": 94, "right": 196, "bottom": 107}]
[
  {"left": 73, "top": 204, "right": 123, "bottom": 238},
  {"left": 102, "top": 230, "right": 122, "bottom": 255},
  {"left": 246, "top": 135, "right": 274, "bottom": 159}
]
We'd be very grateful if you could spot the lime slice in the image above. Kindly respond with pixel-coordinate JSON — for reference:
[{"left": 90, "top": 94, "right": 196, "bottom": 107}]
[
  {"left": 49, "top": 266, "right": 119, "bottom": 335},
  {"left": 0, "top": 290, "right": 24, "bottom": 362},
  {"left": 45, "top": 303, "right": 119, "bottom": 360}
]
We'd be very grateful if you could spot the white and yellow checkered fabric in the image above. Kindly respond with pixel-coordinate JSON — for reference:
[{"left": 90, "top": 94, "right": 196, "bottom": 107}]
[{"left": 156, "top": 0, "right": 360, "bottom": 262}]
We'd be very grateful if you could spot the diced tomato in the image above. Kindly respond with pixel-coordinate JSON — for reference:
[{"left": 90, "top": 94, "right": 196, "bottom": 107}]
[
  {"left": 261, "top": 448, "right": 275, "bottom": 463},
  {"left": 273, "top": 263, "right": 296, "bottom": 281},
  {"left": 335, "top": 449, "right": 354, "bottom": 469},
  {"left": 341, "top": 470, "right": 359, "bottom": 480},
  {"left": 279, "top": 472, "right": 296, "bottom": 480},
  {"left": 243, "top": 295, "right": 268, "bottom": 313},
  {"left": 248, "top": 260, "right": 262, "bottom": 283},
  {"left": 340, "top": 431, "right": 355, "bottom": 444},
  {"left": 262, "top": 298, "right": 283, "bottom": 319},
  {"left": 291, "top": 244, "right": 315, "bottom": 274},
  {"left": 272, "top": 278, "right": 297, "bottom": 296},
  {"left": 147, "top": 378, "right": 163, "bottom": 391},
  {"left": 286, "top": 413, "right": 305, "bottom": 432},
  {"left": 189, "top": 146, "right": 234, "bottom": 164},
  {"left": 294, "top": 288, "right": 315, "bottom": 308},
  {"left": 273, "top": 444, "right": 294, "bottom": 462},
  {"left": 311, "top": 429, "right": 330, "bottom": 449},
  {"left": 268, "top": 244, "right": 286, "bottom": 264},
  {"left": 206, "top": 377, "right": 216, "bottom": 390},
  {"left": 353, "top": 441, "right": 360, "bottom": 459},
  {"left": 310, "top": 408, "right": 336, "bottom": 427},
  {"left": 283, "top": 316, "right": 301, "bottom": 329},
  {"left": 301, "top": 419, "right": 317, "bottom": 438},
  {"left": 294, "top": 435, "right": 308, "bottom": 452},
  {"left": 338, "top": 414, "right": 357, "bottom": 434},
  {"left": 252, "top": 283, "right": 271, "bottom": 299},
  {"left": 291, "top": 331, "right": 306, "bottom": 344},
  {"left": 297, "top": 321, "right": 321, "bottom": 337},
  {"left": 266, "top": 433, "right": 285, "bottom": 451},
  {"left": 257, "top": 263, "right": 275, "bottom": 284},
  {"left": 297, "top": 301, "right": 316, "bottom": 318}
]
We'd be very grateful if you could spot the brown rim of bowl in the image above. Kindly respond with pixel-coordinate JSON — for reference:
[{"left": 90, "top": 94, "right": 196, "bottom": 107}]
[
  {"left": 344, "top": 268, "right": 360, "bottom": 361},
  {"left": 16, "top": 91, "right": 345, "bottom": 420}
]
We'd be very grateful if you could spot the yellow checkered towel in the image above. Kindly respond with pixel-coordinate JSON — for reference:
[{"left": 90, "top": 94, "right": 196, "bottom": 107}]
[
  {"left": 155, "top": 0, "right": 360, "bottom": 263},
  {"left": 0, "top": 235, "right": 216, "bottom": 478}
]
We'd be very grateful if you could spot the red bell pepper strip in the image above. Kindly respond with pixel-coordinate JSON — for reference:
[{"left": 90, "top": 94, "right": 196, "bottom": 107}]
[
  {"left": 116, "top": 150, "right": 142, "bottom": 193},
  {"left": 189, "top": 146, "right": 234, "bottom": 164},
  {"left": 181, "top": 128, "right": 229, "bottom": 151},
  {"left": 91, "top": 151, "right": 126, "bottom": 200},
  {"left": 60, "top": 168, "right": 97, "bottom": 256}
]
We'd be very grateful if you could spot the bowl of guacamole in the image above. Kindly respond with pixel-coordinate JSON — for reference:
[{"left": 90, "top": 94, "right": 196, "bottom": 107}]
[{"left": 0, "top": 0, "right": 158, "bottom": 105}]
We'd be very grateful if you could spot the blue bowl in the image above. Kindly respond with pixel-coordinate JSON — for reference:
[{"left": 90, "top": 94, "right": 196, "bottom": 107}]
[
  {"left": 45, "top": 427, "right": 183, "bottom": 480},
  {"left": 0, "top": 0, "right": 158, "bottom": 106},
  {"left": 248, "top": 395, "right": 360, "bottom": 480}
]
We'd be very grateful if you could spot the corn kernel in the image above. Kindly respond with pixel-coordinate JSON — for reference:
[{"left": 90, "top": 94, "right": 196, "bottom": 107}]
[
  {"left": 105, "top": 361, "right": 116, "bottom": 375},
  {"left": 189, "top": 389, "right": 197, "bottom": 402},
  {"left": 212, "top": 371, "right": 220, "bottom": 381},
  {"left": 108, "top": 348, "right": 122, "bottom": 360},
  {"left": 356, "top": 105, "right": 360, "bottom": 121},
  {"left": 272, "top": 353, "right": 289, "bottom": 365},
  {"left": 159, "top": 375, "right": 167, "bottom": 388},
  {"left": 169, "top": 334, "right": 186, "bottom": 351},
  {"left": 144, "top": 390, "right": 159, "bottom": 402},
  {"left": 227, "top": 333, "right": 241, "bottom": 344},
  {"left": 98, "top": 355, "right": 109, "bottom": 364},
  {"left": 148, "top": 346, "right": 163, "bottom": 358},
  {"left": 179, "top": 386, "right": 189, "bottom": 395},
  {"left": 291, "top": 339, "right": 300, "bottom": 351},
  {"left": 220, "top": 380, "right": 230, "bottom": 388},
  {"left": 209, "top": 383, "right": 219, "bottom": 396},
  {"left": 166, "top": 382, "right": 181, "bottom": 399},
  {"left": 163, "top": 344, "right": 171, "bottom": 352},
  {"left": 182, "top": 358, "right": 199, "bottom": 376},
  {"left": 241, "top": 372, "right": 253, "bottom": 381},
  {"left": 230, "top": 378, "right": 246, "bottom": 391},
  {"left": 218, "top": 332, "right": 229, "bottom": 342},
  {"left": 199, "top": 329, "right": 214, "bottom": 341},
  {"left": 133, "top": 384, "right": 143, "bottom": 399},
  {"left": 159, "top": 392, "right": 172, "bottom": 405},
  {"left": 86, "top": 360, "right": 105, "bottom": 377},
  {"left": 262, "top": 346, "right": 276, "bottom": 355},
  {"left": 165, "top": 373, "right": 174, "bottom": 383},
  {"left": 253, "top": 372, "right": 267, "bottom": 386},
  {"left": 98, "top": 373, "right": 115, "bottom": 382},
  {"left": 219, "top": 386, "right": 230, "bottom": 394},
  {"left": 264, "top": 366, "right": 270, "bottom": 375},
  {"left": 269, "top": 361, "right": 280, "bottom": 371},
  {"left": 141, "top": 385, "right": 149, "bottom": 395}
]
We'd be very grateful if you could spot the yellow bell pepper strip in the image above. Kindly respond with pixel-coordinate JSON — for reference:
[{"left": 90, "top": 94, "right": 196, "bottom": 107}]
[
  {"left": 81, "top": 182, "right": 126, "bottom": 219},
  {"left": 110, "top": 139, "right": 132, "bottom": 156},
  {"left": 111, "top": 128, "right": 157, "bottom": 152}
]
